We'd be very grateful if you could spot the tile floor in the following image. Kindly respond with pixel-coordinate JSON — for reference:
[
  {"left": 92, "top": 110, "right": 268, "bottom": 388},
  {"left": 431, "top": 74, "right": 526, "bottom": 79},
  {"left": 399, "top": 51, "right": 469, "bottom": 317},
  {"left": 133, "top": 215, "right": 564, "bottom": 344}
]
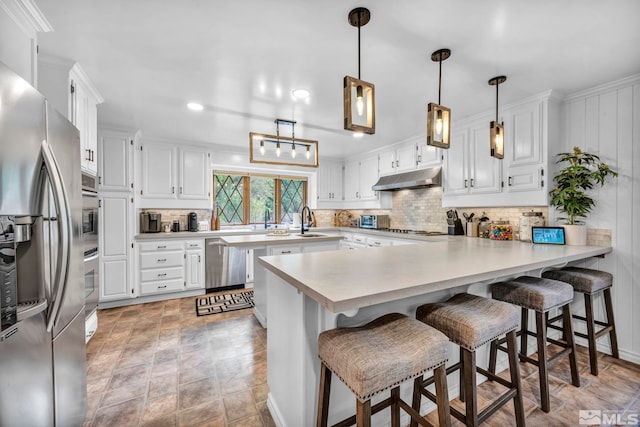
[{"left": 85, "top": 293, "right": 640, "bottom": 427}]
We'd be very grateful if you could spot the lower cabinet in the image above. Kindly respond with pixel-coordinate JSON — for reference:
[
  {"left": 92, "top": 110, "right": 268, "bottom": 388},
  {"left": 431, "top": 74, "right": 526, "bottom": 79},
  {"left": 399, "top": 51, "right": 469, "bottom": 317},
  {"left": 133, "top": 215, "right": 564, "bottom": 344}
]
[{"left": 137, "top": 239, "right": 204, "bottom": 297}]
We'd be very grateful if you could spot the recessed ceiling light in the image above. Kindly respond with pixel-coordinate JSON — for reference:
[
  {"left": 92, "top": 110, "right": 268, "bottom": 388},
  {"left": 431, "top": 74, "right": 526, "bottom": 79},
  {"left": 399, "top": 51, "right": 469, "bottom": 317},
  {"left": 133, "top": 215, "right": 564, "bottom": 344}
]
[
  {"left": 353, "top": 132, "right": 365, "bottom": 138},
  {"left": 187, "top": 102, "right": 204, "bottom": 111},
  {"left": 291, "top": 88, "right": 310, "bottom": 99}
]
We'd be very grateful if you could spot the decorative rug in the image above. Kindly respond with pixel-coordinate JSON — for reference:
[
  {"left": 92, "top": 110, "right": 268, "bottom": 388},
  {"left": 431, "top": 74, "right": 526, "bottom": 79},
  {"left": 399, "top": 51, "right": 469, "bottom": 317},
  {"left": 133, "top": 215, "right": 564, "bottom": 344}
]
[{"left": 195, "top": 290, "right": 254, "bottom": 316}]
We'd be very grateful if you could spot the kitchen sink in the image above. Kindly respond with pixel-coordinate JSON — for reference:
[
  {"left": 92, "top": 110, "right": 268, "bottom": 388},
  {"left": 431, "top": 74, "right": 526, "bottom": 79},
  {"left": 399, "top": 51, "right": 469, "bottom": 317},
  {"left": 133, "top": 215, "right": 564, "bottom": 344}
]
[{"left": 296, "top": 233, "right": 325, "bottom": 238}]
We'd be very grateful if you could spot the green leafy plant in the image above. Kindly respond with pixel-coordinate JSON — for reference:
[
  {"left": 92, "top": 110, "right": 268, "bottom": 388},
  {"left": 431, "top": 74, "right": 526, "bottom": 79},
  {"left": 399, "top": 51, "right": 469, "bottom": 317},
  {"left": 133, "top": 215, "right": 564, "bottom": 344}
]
[{"left": 549, "top": 146, "right": 618, "bottom": 225}]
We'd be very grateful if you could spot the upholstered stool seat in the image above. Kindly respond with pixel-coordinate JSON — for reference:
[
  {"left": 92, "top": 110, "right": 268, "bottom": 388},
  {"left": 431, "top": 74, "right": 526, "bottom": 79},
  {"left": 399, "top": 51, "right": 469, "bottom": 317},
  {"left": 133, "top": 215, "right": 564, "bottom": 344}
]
[
  {"left": 490, "top": 276, "right": 580, "bottom": 413},
  {"left": 542, "top": 267, "right": 619, "bottom": 375},
  {"left": 415, "top": 294, "right": 525, "bottom": 427},
  {"left": 317, "top": 313, "right": 452, "bottom": 427}
]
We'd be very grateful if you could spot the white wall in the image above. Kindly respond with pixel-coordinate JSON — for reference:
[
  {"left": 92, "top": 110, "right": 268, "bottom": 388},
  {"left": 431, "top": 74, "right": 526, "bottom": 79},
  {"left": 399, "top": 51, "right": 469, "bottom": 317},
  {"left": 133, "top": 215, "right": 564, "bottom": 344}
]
[{"left": 559, "top": 74, "right": 640, "bottom": 363}]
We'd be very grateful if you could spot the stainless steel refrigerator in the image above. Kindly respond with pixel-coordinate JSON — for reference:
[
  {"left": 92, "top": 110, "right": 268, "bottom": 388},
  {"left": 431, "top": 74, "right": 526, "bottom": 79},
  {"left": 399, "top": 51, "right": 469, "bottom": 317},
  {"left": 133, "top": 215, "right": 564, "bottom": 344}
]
[{"left": 0, "top": 60, "right": 87, "bottom": 426}]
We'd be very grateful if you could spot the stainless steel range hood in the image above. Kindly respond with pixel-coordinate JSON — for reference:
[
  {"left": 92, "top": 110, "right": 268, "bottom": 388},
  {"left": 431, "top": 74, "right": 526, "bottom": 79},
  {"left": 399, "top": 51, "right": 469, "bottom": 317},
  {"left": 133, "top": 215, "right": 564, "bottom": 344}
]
[{"left": 371, "top": 166, "right": 442, "bottom": 191}]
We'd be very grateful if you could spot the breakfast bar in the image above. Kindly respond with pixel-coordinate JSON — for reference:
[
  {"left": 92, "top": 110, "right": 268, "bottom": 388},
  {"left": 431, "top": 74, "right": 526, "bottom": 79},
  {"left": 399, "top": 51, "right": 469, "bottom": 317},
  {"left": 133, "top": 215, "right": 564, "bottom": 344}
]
[{"left": 257, "top": 238, "right": 612, "bottom": 427}]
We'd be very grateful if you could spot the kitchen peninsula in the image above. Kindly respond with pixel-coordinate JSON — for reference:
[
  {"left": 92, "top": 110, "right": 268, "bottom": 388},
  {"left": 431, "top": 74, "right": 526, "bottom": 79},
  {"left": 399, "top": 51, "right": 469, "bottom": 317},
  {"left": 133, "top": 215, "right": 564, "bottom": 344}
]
[
  {"left": 257, "top": 238, "right": 611, "bottom": 426},
  {"left": 220, "top": 232, "right": 343, "bottom": 327}
]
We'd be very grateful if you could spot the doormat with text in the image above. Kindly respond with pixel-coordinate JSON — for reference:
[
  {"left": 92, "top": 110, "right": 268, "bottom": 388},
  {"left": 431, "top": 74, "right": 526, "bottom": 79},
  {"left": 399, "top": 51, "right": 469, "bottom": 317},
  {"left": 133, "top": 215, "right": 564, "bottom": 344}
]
[{"left": 195, "top": 290, "right": 254, "bottom": 316}]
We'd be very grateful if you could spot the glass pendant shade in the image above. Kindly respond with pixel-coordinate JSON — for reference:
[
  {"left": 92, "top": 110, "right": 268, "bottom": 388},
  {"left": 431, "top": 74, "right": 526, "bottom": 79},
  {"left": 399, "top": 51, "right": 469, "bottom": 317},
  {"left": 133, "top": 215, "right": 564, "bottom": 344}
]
[
  {"left": 344, "top": 76, "right": 375, "bottom": 134},
  {"left": 427, "top": 102, "right": 451, "bottom": 148},
  {"left": 490, "top": 120, "right": 504, "bottom": 159}
]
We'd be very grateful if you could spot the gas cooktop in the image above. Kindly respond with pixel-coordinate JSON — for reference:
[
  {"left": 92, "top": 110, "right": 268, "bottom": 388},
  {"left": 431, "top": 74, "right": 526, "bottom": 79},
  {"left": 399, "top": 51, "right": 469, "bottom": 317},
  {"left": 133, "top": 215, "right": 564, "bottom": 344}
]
[{"left": 386, "top": 229, "right": 447, "bottom": 236}]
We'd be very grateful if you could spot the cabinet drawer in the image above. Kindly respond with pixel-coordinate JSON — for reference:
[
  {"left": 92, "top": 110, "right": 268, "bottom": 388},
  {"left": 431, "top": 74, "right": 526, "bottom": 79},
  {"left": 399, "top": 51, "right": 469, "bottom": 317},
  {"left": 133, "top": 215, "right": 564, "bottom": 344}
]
[
  {"left": 140, "top": 266, "right": 183, "bottom": 283},
  {"left": 269, "top": 245, "right": 301, "bottom": 255},
  {"left": 140, "top": 251, "right": 183, "bottom": 269},
  {"left": 352, "top": 234, "right": 367, "bottom": 245},
  {"left": 185, "top": 240, "right": 204, "bottom": 250},
  {"left": 139, "top": 241, "right": 183, "bottom": 252},
  {"left": 366, "top": 237, "right": 393, "bottom": 247},
  {"left": 140, "top": 279, "right": 184, "bottom": 296}
]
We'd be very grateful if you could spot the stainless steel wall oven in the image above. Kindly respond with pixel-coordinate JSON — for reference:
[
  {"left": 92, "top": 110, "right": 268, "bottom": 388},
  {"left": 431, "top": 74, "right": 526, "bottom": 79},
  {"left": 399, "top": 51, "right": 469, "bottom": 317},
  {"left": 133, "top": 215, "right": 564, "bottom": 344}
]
[{"left": 81, "top": 172, "right": 99, "bottom": 317}]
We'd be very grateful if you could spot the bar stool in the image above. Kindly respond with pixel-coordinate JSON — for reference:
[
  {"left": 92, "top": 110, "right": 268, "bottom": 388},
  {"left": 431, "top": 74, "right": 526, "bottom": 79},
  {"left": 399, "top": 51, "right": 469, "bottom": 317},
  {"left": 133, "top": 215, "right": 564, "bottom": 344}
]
[
  {"left": 317, "top": 313, "right": 451, "bottom": 427},
  {"left": 542, "top": 267, "right": 619, "bottom": 375},
  {"left": 415, "top": 293, "right": 525, "bottom": 427},
  {"left": 490, "top": 276, "right": 580, "bottom": 413}
]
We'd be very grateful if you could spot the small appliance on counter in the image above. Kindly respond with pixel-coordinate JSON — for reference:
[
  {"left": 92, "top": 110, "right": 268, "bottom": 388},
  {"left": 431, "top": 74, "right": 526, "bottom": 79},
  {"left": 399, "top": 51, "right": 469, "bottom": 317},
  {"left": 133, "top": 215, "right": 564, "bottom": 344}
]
[
  {"left": 360, "top": 214, "right": 390, "bottom": 230},
  {"left": 188, "top": 212, "right": 198, "bottom": 232},
  {"left": 446, "top": 210, "right": 465, "bottom": 235},
  {"left": 519, "top": 211, "right": 545, "bottom": 242},
  {"left": 141, "top": 212, "right": 162, "bottom": 233}
]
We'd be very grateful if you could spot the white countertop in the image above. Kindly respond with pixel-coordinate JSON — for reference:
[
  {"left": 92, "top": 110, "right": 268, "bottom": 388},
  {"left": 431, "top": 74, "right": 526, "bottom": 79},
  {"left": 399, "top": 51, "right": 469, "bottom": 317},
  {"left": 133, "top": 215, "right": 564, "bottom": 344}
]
[
  {"left": 221, "top": 232, "right": 343, "bottom": 247},
  {"left": 257, "top": 237, "right": 612, "bottom": 313}
]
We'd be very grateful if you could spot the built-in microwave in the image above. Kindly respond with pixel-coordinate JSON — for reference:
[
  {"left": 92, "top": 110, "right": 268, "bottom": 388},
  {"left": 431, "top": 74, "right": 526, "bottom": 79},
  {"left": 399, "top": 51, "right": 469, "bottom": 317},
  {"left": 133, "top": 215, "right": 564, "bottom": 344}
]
[{"left": 360, "top": 215, "right": 390, "bottom": 230}]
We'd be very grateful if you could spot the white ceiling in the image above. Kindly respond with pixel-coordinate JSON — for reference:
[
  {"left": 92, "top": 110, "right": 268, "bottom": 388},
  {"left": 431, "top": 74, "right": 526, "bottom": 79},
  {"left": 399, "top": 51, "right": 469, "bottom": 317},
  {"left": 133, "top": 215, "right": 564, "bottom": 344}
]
[{"left": 35, "top": 0, "right": 640, "bottom": 158}]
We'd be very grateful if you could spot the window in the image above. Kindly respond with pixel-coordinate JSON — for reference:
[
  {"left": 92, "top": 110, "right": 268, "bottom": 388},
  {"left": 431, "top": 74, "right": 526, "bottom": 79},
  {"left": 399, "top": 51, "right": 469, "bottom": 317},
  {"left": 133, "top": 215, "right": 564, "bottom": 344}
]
[{"left": 214, "top": 172, "right": 307, "bottom": 226}]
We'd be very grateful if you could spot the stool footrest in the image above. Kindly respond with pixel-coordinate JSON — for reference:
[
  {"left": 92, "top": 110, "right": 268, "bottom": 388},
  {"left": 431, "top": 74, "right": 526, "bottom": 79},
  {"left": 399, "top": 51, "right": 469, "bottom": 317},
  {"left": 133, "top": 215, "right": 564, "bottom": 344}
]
[
  {"left": 573, "top": 314, "right": 611, "bottom": 328},
  {"left": 331, "top": 396, "right": 392, "bottom": 427},
  {"left": 478, "top": 388, "right": 518, "bottom": 424}
]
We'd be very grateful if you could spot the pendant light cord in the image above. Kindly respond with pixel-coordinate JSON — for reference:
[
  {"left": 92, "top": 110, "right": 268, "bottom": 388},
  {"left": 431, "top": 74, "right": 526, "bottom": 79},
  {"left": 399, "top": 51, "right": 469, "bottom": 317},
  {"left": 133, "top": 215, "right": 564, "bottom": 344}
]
[
  {"left": 495, "top": 82, "right": 499, "bottom": 122},
  {"left": 438, "top": 57, "right": 442, "bottom": 105},
  {"left": 357, "top": 11, "right": 361, "bottom": 79}
]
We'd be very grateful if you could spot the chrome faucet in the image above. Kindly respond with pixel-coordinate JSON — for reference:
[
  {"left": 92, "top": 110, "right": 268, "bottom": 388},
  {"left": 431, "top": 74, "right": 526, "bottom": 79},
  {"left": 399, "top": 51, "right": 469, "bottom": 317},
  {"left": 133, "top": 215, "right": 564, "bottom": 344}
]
[{"left": 300, "top": 205, "right": 312, "bottom": 235}]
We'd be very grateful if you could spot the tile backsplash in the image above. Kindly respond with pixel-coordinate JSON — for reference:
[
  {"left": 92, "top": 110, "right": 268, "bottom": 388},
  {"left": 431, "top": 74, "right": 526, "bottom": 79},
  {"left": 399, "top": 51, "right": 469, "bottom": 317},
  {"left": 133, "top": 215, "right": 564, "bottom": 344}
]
[{"left": 315, "top": 187, "right": 549, "bottom": 232}]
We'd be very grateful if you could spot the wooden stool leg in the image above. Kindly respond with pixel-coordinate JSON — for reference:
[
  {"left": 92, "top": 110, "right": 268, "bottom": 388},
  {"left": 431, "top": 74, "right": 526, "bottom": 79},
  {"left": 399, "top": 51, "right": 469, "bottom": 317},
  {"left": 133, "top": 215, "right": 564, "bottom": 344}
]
[
  {"left": 356, "top": 399, "right": 372, "bottom": 427},
  {"left": 459, "top": 347, "right": 466, "bottom": 402},
  {"left": 603, "top": 288, "right": 620, "bottom": 359},
  {"left": 563, "top": 303, "right": 581, "bottom": 387},
  {"left": 391, "top": 387, "right": 400, "bottom": 427},
  {"left": 506, "top": 330, "right": 525, "bottom": 427},
  {"left": 462, "top": 348, "right": 477, "bottom": 427},
  {"left": 411, "top": 376, "right": 423, "bottom": 427},
  {"left": 520, "top": 307, "right": 529, "bottom": 356},
  {"left": 317, "top": 363, "right": 332, "bottom": 427},
  {"left": 434, "top": 364, "right": 452, "bottom": 427},
  {"left": 535, "top": 311, "right": 550, "bottom": 413},
  {"left": 584, "top": 293, "right": 599, "bottom": 376},
  {"left": 488, "top": 338, "right": 498, "bottom": 376}
]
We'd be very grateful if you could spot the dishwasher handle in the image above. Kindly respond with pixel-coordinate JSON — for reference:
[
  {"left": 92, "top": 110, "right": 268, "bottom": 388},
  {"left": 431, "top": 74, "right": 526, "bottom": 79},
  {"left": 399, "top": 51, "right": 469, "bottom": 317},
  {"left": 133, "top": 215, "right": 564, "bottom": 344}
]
[{"left": 207, "top": 240, "right": 226, "bottom": 255}]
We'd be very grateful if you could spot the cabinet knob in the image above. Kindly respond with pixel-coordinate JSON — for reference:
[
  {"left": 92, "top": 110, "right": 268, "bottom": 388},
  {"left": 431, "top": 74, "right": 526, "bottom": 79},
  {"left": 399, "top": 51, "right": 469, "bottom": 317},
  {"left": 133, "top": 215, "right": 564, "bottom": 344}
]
[
  {"left": 281, "top": 250, "right": 291, "bottom": 254},
  {"left": 508, "top": 176, "right": 513, "bottom": 186},
  {"left": 156, "top": 258, "right": 167, "bottom": 263},
  {"left": 171, "top": 186, "right": 175, "bottom": 194},
  {"left": 464, "top": 179, "right": 468, "bottom": 188},
  {"left": 157, "top": 285, "right": 167, "bottom": 289},
  {"left": 157, "top": 273, "right": 167, "bottom": 277},
  {"left": 470, "top": 178, "right": 474, "bottom": 188}
]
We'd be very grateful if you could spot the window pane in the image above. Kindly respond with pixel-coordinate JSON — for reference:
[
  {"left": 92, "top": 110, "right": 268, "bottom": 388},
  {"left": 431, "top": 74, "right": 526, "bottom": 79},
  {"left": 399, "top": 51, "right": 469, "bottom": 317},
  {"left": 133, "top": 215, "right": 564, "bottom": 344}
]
[
  {"left": 250, "top": 176, "right": 275, "bottom": 224},
  {"left": 214, "top": 174, "right": 244, "bottom": 224},
  {"left": 280, "top": 179, "right": 305, "bottom": 223}
]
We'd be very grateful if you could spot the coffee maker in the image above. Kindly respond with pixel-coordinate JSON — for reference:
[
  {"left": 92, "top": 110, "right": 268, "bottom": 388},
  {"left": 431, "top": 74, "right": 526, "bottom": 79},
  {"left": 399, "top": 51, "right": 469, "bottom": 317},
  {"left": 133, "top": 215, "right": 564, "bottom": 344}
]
[
  {"left": 140, "top": 212, "right": 162, "bottom": 233},
  {"left": 187, "top": 212, "right": 198, "bottom": 232}
]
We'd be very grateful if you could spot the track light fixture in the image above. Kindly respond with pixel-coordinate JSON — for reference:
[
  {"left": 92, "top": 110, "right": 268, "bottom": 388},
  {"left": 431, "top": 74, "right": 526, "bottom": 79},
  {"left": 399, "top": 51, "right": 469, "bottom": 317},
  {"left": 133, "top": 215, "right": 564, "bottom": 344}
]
[
  {"left": 249, "top": 118, "right": 319, "bottom": 167},
  {"left": 344, "top": 7, "right": 375, "bottom": 134}
]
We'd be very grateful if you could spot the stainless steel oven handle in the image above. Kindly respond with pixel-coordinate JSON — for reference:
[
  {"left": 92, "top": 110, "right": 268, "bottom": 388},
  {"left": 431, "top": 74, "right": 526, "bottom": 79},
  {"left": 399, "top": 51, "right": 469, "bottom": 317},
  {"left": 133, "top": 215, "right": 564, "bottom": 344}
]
[
  {"left": 84, "top": 252, "right": 99, "bottom": 263},
  {"left": 41, "top": 138, "right": 71, "bottom": 333}
]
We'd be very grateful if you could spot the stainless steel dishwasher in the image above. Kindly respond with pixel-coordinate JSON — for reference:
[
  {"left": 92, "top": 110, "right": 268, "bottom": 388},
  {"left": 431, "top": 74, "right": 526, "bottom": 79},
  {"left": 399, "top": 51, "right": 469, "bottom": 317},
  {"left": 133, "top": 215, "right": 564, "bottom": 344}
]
[{"left": 205, "top": 238, "right": 246, "bottom": 290}]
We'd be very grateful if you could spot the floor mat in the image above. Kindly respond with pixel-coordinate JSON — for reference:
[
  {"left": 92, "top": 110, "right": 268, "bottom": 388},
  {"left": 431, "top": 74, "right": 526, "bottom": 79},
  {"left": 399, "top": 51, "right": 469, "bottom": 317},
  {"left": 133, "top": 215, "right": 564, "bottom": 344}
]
[{"left": 195, "top": 290, "right": 254, "bottom": 316}]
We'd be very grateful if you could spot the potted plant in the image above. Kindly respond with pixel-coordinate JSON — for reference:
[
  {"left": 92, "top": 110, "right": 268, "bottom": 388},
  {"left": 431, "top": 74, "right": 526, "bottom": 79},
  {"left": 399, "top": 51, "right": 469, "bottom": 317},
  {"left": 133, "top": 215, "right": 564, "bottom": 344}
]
[{"left": 549, "top": 146, "right": 618, "bottom": 245}]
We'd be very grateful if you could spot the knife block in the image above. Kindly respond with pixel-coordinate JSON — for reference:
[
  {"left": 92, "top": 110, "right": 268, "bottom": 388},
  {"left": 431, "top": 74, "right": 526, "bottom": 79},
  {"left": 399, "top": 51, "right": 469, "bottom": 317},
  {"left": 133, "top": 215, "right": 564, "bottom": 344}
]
[{"left": 448, "top": 219, "right": 465, "bottom": 235}]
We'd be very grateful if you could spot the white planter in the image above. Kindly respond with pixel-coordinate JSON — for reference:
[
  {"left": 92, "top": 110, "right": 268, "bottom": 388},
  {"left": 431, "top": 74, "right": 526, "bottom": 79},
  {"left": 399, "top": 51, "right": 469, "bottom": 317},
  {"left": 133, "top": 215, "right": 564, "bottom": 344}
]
[{"left": 563, "top": 224, "right": 587, "bottom": 246}]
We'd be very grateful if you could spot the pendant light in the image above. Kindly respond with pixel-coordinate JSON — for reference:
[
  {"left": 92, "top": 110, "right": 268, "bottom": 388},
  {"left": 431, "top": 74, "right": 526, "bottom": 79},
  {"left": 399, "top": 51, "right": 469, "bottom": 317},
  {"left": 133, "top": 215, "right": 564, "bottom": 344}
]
[
  {"left": 488, "top": 75, "right": 507, "bottom": 159},
  {"left": 427, "top": 48, "right": 451, "bottom": 149},
  {"left": 344, "top": 7, "right": 375, "bottom": 134},
  {"left": 249, "top": 118, "right": 319, "bottom": 167}
]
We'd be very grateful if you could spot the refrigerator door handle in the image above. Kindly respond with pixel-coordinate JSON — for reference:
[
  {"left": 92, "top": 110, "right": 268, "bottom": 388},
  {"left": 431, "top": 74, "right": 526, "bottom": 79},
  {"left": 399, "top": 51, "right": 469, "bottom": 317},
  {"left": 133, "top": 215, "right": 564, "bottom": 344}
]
[{"left": 41, "top": 139, "right": 71, "bottom": 333}]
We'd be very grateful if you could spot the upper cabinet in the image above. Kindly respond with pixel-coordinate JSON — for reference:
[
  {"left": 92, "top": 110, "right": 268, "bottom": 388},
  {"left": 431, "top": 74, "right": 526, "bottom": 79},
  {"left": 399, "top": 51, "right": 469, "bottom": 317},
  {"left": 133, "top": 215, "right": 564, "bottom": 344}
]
[
  {"left": 138, "top": 141, "right": 212, "bottom": 209},
  {"left": 38, "top": 56, "right": 103, "bottom": 175},
  {"left": 98, "top": 128, "right": 137, "bottom": 192},
  {"left": 379, "top": 137, "right": 442, "bottom": 177},
  {"left": 317, "top": 159, "right": 343, "bottom": 205},
  {"left": 442, "top": 91, "right": 559, "bottom": 207},
  {"left": 344, "top": 154, "right": 378, "bottom": 202}
]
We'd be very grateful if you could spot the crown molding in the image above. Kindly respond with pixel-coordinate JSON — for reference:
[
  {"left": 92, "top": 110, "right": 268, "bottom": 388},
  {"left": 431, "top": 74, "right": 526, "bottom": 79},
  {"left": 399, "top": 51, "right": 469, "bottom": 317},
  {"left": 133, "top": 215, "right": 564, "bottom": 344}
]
[
  {"left": 70, "top": 62, "right": 104, "bottom": 104},
  {"left": 0, "top": 0, "right": 53, "bottom": 36},
  {"left": 563, "top": 73, "right": 640, "bottom": 102}
]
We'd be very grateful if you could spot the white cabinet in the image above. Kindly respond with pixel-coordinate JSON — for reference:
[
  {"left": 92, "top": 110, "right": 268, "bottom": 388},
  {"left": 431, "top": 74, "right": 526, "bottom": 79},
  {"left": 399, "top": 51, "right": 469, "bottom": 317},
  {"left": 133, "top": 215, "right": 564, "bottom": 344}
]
[
  {"left": 138, "top": 240, "right": 185, "bottom": 296},
  {"left": 443, "top": 118, "right": 502, "bottom": 198},
  {"left": 38, "top": 58, "right": 103, "bottom": 175},
  {"left": 442, "top": 92, "right": 558, "bottom": 207},
  {"left": 99, "top": 193, "right": 134, "bottom": 301},
  {"left": 98, "top": 129, "right": 135, "bottom": 192},
  {"left": 379, "top": 142, "right": 419, "bottom": 176},
  {"left": 139, "top": 142, "right": 211, "bottom": 208},
  {"left": 317, "top": 160, "right": 343, "bottom": 202},
  {"left": 417, "top": 143, "right": 442, "bottom": 169},
  {"left": 185, "top": 240, "right": 205, "bottom": 290},
  {"left": 344, "top": 154, "right": 379, "bottom": 201}
]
